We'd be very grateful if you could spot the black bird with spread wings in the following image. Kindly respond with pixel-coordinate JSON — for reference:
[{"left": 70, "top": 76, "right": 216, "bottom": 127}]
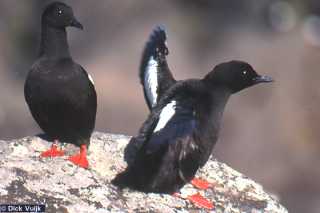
[
  {"left": 114, "top": 27, "right": 273, "bottom": 209},
  {"left": 24, "top": 2, "right": 97, "bottom": 169}
]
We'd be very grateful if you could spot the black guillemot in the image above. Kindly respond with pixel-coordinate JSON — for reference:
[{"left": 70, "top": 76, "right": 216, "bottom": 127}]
[
  {"left": 114, "top": 26, "right": 273, "bottom": 209},
  {"left": 24, "top": 2, "right": 97, "bottom": 169}
]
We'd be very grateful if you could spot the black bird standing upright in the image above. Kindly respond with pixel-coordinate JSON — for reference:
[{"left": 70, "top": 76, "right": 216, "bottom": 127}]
[
  {"left": 24, "top": 2, "right": 97, "bottom": 169},
  {"left": 114, "top": 26, "right": 273, "bottom": 209}
]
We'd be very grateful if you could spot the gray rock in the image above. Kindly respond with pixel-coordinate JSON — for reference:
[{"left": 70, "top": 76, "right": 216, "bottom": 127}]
[{"left": 0, "top": 132, "right": 288, "bottom": 213}]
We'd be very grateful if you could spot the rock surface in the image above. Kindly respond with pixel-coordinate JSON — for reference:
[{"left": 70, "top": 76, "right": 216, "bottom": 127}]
[{"left": 0, "top": 132, "right": 288, "bottom": 213}]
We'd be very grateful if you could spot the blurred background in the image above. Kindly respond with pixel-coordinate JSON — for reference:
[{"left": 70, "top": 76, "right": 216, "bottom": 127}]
[{"left": 0, "top": 0, "right": 319, "bottom": 212}]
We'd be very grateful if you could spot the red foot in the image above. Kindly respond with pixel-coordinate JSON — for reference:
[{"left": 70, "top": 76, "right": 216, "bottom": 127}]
[
  {"left": 40, "top": 144, "right": 64, "bottom": 158},
  {"left": 68, "top": 145, "right": 89, "bottom": 169},
  {"left": 191, "top": 178, "right": 211, "bottom": 190},
  {"left": 187, "top": 193, "right": 214, "bottom": 210}
]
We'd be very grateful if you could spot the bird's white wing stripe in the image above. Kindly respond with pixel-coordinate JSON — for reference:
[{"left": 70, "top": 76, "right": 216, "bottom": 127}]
[
  {"left": 88, "top": 73, "right": 95, "bottom": 85},
  {"left": 154, "top": 100, "right": 176, "bottom": 132},
  {"left": 145, "top": 56, "right": 158, "bottom": 107}
]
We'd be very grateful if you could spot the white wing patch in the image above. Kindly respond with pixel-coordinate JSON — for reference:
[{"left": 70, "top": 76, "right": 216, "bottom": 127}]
[
  {"left": 154, "top": 100, "right": 176, "bottom": 132},
  {"left": 144, "top": 56, "right": 158, "bottom": 107},
  {"left": 88, "top": 73, "right": 95, "bottom": 85}
]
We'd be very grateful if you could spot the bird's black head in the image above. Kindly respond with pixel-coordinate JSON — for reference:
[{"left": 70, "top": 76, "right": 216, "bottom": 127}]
[
  {"left": 42, "top": 1, "right": 83, "bottom": 30},
  {"left": 204, "top": 60, "right": 273, "bottom": 93}
]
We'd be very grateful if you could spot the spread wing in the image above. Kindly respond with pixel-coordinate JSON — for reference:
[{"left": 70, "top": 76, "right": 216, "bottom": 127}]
[{"left": 139, "top": 26, "right": 176, "bottom": 109}]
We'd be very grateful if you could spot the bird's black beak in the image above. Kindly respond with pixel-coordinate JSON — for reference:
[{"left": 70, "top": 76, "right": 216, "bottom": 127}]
[
  {"left": 253, "top": 75, "right": 273, "bottom": 84},
  {"left": 70, "top": 18, "right": 83, "bottom": 30}
]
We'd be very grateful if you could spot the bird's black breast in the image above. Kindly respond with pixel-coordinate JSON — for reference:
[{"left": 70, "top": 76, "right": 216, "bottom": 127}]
[{"left": 24, "top": 58, "right": 97, "bottom": 145}]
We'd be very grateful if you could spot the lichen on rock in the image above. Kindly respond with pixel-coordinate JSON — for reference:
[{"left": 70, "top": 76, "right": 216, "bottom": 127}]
[{"left": 0, "top": 132, "right": 288, "bottom": 213}]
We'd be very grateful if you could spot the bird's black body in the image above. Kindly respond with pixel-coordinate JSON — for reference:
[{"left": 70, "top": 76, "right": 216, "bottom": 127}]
[
  {"left": 25, "top": 58, "right": 96, "bottom": 146},
  {"left": 24, "top": 2, "right": 96, "bottom": 148},
  {"left": 115, "top": 80, "right": 228, "bottom": 193},
  {"left": 113, "top": 27, "right": 273, "bottom": 193}
]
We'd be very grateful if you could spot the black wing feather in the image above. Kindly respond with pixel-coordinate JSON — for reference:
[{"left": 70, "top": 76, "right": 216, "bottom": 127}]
[{"left": 146, "top": 103, "right": 196, "bottom": 153}]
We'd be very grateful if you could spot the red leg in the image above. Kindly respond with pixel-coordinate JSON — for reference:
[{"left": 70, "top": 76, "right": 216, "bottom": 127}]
[
  {"left": 187, "top": 193, "right": 214, "bottom": 210},
  {"left": 173, "top": 192, "right": 214, "bottom": 210},
  {"left": 68, "top": 144, "right": 89, "bottom": 169},
  {"left": 191, "top": 178, "right": 211, "bottom": 190},
  {"left": 40, "top": 141, "right": 64, "bottom": 158}
]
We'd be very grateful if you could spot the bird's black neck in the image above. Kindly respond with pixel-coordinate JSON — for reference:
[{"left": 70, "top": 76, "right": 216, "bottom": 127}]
[
  {"left": 39, "top": 22, "right": 71, "bottom": 59},
  {"left": 202, "top": 78, "right": 232, "bottom": 106},
  {"left": 208, "top": 87, "right": 231, "bottom": 120},
  {"left": 196, "top": 84, "right": 232, "bottom": 163},
  {"left": 200, "top": 83, "right": 232, "bottom": 131}
]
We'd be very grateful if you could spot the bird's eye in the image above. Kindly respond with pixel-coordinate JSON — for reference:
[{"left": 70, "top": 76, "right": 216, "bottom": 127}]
[
  {"left": 58, "top": 10, "right": 63, "bottom": 15},
  {"left": 242, "top": 70, "right": 247, "bottom": 75}
]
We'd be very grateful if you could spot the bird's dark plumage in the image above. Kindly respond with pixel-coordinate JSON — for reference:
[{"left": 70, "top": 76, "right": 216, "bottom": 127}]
[
  {"left": 24, "top": 2, "right": 96, "bottom": 168},
  {"left": 25, "top": 59, "right": 96, "bottom": 144},
  {"left": 114, "top": 27, "right": 273, "bottom": 193},
  {"left": 140, "top": 26, "right": 176, "bottom": 109}
]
